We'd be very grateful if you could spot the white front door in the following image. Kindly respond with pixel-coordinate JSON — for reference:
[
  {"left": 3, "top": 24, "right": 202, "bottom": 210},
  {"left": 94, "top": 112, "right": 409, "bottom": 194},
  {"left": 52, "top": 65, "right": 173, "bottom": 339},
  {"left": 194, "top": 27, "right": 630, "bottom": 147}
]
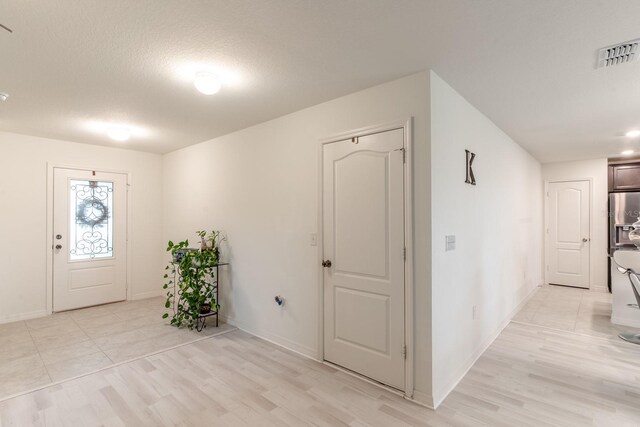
[
  {"left": 547, "top": 180, "right": 590, "bottom": 289},
  {"left": 53, "top": 168, "right": 127, "bottom": 311},
  {"left": 323, "top": 128, "right": 405, "bottom": 390}
]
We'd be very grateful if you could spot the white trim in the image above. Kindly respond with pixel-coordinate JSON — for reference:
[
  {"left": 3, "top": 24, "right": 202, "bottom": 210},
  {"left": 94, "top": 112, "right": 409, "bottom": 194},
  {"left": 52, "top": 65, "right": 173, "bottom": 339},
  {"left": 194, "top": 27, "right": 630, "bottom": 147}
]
[
  {"left": 432, "top": 283, "right": 541, "bottom": 408},
  {"left": 409, "top": 390, "right": 435, "bottom": 409},
  {"left": 403, "top": 117, "right": 415, "bottom": 397},
  {"left": 0, "top": 309, "right": 48, "bottom": 325},
  {"left": 221, "top": 314, "right": 318, "bottom": 359},
  {"left": 544, "top": 178, "right": 593, "bottom": 289},
  {"left": 46, "top": 163, "right": 131, "bottom": 314},
  {"left": 318, "top": 119, "right": 412, "bottom": 145},
  {"left": 130, "top": 290, "right": 164, "bottom": 300},
  {"left": 317, "top": 118, "right": 415, "bottom": 399}
]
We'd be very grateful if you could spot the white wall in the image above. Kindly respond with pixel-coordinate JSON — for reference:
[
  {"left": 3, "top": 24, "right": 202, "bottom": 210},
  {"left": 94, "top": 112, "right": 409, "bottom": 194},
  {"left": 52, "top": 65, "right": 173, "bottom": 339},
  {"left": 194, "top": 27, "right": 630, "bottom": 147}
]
[
  {"left": 162, "top": 72, "right": 433, "bottom": 402},
  {"left": 0, "top": 131, "right": 164, "bottom": 323},
  {"left": 430, "top": 71, "right": 543, "bottom": 407},
  {"left": 541, "top": 158, "right": 608, "bottom": 291}
]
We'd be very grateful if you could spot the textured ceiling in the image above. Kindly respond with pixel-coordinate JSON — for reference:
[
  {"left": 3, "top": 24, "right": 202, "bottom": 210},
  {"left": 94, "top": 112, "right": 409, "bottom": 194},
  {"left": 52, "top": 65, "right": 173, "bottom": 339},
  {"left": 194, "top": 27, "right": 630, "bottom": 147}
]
[{"left": 0, "top": 1, "right": 639, "bottom": 161}]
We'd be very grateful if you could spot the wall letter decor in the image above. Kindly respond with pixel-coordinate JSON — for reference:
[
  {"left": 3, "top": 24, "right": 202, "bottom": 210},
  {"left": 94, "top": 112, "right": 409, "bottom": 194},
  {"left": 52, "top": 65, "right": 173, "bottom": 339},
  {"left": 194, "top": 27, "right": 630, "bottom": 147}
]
[{"left": 465, "top": 149, "right": 476, "bottom": 185}]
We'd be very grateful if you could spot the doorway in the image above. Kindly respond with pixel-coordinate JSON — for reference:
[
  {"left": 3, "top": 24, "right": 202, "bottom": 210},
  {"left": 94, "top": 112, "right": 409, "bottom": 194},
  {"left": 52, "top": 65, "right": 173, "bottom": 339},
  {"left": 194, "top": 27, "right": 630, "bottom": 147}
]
[
  {"left": 546, "top": 180, "right": 591, "bottom": 289},
  {"left": 321, "top": 127, "right": 407, "bottom": 390},
  {"left": 52, "top": 167, "right": 128, "bottom": 311}
]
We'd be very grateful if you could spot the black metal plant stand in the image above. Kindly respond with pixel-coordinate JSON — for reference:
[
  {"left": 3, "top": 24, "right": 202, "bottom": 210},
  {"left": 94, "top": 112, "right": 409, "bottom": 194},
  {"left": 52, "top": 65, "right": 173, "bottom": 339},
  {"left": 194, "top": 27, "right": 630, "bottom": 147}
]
[{"left": 171, "top": 261, "right": 228, "bottom": 332}]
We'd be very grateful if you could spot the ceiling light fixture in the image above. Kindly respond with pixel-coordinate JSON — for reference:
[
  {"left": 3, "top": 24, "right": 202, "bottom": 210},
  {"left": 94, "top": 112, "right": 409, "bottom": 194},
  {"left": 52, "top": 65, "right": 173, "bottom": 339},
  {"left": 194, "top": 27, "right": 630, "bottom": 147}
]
[
  {"left": 107, "top": 126, "right": 131, "bottom": 142},
  {"left": 193, "top": 72, "right": 221, "bottom": 95},
  {"left": 622, "top": 150, "right": 635, "bottom": 156},
  {"left": 0, "top": 92, "right": 8, "bottom": 102},
  {"left": 626, "top": 130, "right": 640, "bottom": 138}
]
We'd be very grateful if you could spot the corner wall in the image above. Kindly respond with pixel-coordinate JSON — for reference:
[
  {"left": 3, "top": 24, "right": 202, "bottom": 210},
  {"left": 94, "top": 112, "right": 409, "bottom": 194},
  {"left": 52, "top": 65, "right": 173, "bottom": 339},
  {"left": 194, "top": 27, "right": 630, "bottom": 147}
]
[
  {"left": 541, "top": 158, "right": 608, "bottom": 291},
  {"left": 0, "top": 132, "right": 164, "bottom": 323},
  {"left": 430, "top": 71, "right": 543, "bottom": 406},
  {"left": 162, "top": 72, "right": 433, "bottom": 402}
]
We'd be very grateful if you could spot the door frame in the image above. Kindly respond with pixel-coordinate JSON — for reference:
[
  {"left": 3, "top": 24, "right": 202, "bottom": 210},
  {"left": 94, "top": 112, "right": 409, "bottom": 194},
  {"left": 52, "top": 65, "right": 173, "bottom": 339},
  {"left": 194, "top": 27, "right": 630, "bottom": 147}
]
[
  {"left": 46, "top": 163, "right": 131, "bottom": 314},
  {"left": 544, "top": 178, "right": 593, "bottom": 289},
  {"left": 317, "top": 118, "right": 414, "bottom": 398}
]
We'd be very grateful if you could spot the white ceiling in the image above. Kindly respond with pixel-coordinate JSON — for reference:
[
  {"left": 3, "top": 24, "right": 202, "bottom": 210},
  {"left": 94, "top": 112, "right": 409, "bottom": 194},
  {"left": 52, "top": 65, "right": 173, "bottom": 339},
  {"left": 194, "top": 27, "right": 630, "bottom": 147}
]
[{"left": 1, "top": 0, "right": 639, "bottom": 162}]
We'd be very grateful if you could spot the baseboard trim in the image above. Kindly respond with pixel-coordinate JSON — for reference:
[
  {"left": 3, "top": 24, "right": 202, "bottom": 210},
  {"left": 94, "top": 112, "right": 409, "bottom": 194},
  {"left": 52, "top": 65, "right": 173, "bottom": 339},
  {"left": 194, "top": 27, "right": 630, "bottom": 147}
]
[
  {"left": 130, "top": 289, "right": 163, "bottom": 300},
  {"left": 611, "top": 315, "right": 640, "bottom": 328},
  {"left": 432, "top": 283, "right": 541, "bottom": 409},
  {"left": 219, "top": 314, "right": 318, "bottom": 360},
  {"left": 0, "top": 309, "right": 47, "bottom": 325},
  {"left": 408, "top": 390, "right": 435, "bottom": 409}
]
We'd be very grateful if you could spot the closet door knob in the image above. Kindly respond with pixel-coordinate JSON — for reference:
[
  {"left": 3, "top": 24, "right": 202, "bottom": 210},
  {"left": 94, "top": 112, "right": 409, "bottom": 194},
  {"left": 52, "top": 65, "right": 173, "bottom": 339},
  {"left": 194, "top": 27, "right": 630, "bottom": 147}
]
[{"left": 322, "top": 260, "right": 332, "bottom": 268}]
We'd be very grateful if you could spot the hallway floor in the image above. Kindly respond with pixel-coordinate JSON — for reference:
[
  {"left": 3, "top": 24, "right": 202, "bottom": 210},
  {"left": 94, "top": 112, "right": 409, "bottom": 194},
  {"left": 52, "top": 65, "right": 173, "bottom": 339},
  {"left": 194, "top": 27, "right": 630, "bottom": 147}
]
[
  {"left": 0, "top": 286, "right": 639, "bottom": 425},
  {"left": 513, "top": 284, "right": 640, "bottom": 339},
  {"left": 0, "top": 297, "right": 234, "bottom": 400}
]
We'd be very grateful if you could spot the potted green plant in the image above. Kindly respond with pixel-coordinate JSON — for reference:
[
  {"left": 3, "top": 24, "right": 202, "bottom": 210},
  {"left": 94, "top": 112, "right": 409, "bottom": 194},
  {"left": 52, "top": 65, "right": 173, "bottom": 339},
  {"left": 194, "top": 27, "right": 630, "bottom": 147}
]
[{"left": 162, "top": 230, "right": 226, "bottom": 329}]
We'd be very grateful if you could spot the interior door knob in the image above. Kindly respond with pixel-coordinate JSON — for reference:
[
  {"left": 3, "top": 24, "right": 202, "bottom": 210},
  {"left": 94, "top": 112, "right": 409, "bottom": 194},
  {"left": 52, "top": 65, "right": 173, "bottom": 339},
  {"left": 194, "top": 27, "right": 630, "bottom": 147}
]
[
  {"left": 582, "top": 238, "right": 588, "bottom": 242},
  {"left": 55, "top": 244, "right": 62, "bottom": 250},
  {"left": 322, "top": 260, "right": 332, "bottom": 268}
]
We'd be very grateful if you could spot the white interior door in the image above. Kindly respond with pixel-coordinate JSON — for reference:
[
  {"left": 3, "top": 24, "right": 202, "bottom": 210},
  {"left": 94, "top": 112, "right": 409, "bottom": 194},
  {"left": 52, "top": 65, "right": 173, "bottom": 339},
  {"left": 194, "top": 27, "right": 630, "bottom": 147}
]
[
  {"left": 547, "top": 180, "right": 590, "bottom": 289},
  {"left": 323, "top": 128, "right": 405, "bottom": 390},
  {"left": 53, "top": 168, "right": 127, "bottom": 311}
]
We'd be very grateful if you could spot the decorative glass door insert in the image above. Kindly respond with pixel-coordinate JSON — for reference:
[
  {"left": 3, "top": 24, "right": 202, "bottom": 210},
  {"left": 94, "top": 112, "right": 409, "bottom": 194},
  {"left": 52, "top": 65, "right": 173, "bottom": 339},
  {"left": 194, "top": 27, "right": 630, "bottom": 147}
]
[
  {"left": 68, "top": 180, "right": 114, "bottom": 260},
  {"left": 53, "top": 168, "right": 127, "bottom": 312}
]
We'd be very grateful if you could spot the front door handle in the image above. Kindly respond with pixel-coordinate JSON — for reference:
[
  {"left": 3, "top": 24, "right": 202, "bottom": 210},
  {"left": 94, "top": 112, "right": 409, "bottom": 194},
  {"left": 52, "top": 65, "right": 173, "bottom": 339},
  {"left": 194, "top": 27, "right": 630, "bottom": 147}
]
[
  {"left": 322, "top": 260, "right": 332, "bottom": 268},
  {"left": 55, "top": 244, "right": 62, "bottom": 250}
]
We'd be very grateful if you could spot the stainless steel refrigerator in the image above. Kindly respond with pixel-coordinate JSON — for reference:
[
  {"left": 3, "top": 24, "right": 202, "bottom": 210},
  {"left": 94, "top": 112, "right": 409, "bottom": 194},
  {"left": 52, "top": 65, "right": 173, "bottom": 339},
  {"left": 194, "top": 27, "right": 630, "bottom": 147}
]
[{"left": 609, "top": 192, "right": 640, "bottom": 255}]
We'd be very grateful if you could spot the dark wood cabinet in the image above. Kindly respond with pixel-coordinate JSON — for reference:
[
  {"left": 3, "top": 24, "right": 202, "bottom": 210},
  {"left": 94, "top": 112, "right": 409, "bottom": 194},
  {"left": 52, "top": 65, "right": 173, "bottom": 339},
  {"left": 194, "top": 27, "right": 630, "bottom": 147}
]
[{"left": 609, "top": 163, "right": 640, "bottom": 192}]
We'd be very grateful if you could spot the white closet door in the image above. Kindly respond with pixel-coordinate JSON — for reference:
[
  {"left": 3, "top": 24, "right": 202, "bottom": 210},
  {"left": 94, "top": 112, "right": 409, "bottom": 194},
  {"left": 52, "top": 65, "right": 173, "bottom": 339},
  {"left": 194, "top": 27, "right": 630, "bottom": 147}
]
[{"left": 323, "top": 128, "right": 405, "bottom": 390}]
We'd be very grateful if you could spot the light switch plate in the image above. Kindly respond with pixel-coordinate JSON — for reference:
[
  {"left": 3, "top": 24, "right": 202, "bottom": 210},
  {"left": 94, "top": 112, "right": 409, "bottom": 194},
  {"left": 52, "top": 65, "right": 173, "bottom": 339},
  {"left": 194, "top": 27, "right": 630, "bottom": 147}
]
[
  {"left": 310, "top": 233, "right": 318, "bottom": 246},
  {"left": 445, "top": 235, "right": 456, "bottom": 251}
]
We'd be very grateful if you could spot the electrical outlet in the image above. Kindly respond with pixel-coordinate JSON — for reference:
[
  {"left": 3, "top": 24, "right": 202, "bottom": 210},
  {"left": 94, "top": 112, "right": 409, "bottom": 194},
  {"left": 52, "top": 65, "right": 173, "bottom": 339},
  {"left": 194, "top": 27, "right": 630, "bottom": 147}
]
[
  {"left": 310, "top": 233, "right": 317, "bottom": 246},
  {"left": 472, "top": 305, "right": 478, "bottom": 320}
]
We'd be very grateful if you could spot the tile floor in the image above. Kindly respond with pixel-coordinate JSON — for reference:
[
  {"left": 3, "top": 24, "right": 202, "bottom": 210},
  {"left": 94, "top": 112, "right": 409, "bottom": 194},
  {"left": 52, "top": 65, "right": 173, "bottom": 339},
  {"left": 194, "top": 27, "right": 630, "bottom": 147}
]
[
  {"left": 0, "top": 297, "right": 234, "bottom": 400},
  {"left": 513, "top": 284, "right": 640, "bottom": 340}
]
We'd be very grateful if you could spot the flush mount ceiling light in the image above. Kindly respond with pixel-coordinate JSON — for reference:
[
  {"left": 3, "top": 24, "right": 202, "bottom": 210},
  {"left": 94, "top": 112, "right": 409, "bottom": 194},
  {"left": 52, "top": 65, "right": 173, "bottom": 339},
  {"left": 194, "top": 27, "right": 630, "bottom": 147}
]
[
  {"left": 622, "top": 150, "right": 635, "bottom": 156},
  {"left": 107, "top": 126, "right": 131, "bottom": 142},
  {"left": 193, "top": 72, "right": 222, "bottom": 95},
  {"left": 626, "top": 130, "right": 640, "bottom": 138},
  {"left": 0, "top": 92, "right": 8, "bottom": 102}
]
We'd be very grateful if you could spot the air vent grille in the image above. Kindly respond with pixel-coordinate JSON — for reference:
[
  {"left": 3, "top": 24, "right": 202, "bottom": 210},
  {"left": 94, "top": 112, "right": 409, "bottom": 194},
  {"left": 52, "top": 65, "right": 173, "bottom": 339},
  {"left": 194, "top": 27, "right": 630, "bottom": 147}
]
[{"left": 597, "top": 39, "right": 640, "bottom": 68}]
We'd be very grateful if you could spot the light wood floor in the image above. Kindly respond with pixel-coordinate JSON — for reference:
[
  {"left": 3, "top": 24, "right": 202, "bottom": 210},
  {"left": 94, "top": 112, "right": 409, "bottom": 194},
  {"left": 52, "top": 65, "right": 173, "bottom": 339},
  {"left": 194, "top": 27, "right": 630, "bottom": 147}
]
[{"left": 1, "top": 286, "right": 639, "bottom": 426}]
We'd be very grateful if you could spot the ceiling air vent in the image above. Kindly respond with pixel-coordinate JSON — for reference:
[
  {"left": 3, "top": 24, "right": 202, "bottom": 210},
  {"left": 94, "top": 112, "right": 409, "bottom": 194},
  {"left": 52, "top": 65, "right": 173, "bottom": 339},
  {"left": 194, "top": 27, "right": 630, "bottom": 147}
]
[{"left": 597, "top": 39, "right": 640, "bottom": 68}]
